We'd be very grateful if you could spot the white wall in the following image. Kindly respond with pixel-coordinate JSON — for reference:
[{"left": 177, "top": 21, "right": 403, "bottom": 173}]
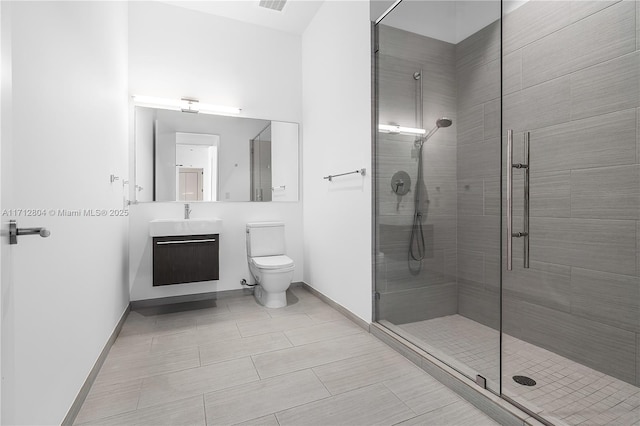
[
  {"left": 0, "top": 2, "right": 13, "bottom": 421},
  {"left": 271, "top": 122, "right": 300, "bottom": 201},
  {"left": 2, "top": 2, "right": 129, "bottom": 424},
  {"left": 128, "top": 2, "right": 303, "bottom": 300},
  {"left": 301, "top": 1, "right": 372, "bottom": 322}
]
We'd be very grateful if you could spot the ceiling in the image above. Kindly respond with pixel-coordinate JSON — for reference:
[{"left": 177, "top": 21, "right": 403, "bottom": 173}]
[
  {"left": 162, "top": 0, "right": 325, "bottom": 35},
  {"left": 373, "top": 0, "right": 527, "bottom": 45}
]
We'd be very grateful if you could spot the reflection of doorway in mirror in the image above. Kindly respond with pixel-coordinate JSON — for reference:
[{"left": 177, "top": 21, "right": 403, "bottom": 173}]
[
  {"left": 250, "top": 124, "right": 272, "bottom": 201},
  {"left": 175, "top": 133, "right": 219, "bottom": 201},
  {"left": 178, "top": 168, "right": 203, "bottom": 201}
]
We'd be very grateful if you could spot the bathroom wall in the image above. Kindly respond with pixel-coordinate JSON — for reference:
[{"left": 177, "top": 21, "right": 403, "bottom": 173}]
[
  {"left": 1, "top": 2, "right": 130, "bottom": 424},
  {"left": 375, "top": 25, "right": 459, "bottom": 325},
  {"left": 457, "top": 0, "right": 640, "bottom": 385},
  {"left": 301, "top": 0, "right": 373, "bottom": 322},
  {"left": 454, "top": 19, "right": 502, "bottom": 330},
  {"left": 128, "top": 2, "right": 304, "bottom": 300}
]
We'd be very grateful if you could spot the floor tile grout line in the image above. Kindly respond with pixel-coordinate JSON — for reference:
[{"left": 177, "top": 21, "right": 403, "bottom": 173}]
[
  {"left": 249, "top": 353, "right": 264, "bottom": 380},
  {"left": 309, "top": 367, "right": 332, "bottom": 396},
  {"left": 75, "top": 395, "right": 203, "bottom": 426},
  {"left": 379, "top": 380, "right": 422, "bottom": 423},
  {"left": 202, "top": 394, "right": 208, "bottom": 426},
  {"left": 252, "top": 346, "right": 393, "bottom": 382}
]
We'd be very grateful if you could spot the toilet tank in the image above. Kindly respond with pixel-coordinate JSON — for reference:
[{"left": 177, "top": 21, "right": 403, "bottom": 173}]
[{"left": 246, "top": 222, "right": 286, "bottom": 257}]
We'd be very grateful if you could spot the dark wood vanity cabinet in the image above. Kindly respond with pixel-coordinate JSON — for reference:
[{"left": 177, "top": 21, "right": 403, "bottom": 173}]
[{"left": 152, "top": 234, "right": 219, "bottom": 286}]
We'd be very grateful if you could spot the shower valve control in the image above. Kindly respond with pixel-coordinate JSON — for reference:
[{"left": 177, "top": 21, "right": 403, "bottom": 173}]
[{"left": 391, "top": 171, "right": 411, "bottom": 196}]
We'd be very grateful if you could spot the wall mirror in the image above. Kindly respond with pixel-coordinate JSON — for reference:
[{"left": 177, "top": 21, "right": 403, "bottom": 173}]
[{"left": 134, "top": 106, "right": 299, "bottom": 203}]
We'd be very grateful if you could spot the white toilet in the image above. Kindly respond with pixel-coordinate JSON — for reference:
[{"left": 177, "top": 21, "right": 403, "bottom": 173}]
[{"left": 246, "top": 222, "right": 295, "bottom": 308}]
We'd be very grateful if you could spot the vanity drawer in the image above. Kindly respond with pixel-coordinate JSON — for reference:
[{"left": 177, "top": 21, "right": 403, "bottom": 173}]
[{"left": 152, "top": 234, "right": 219, "bottom": 286}]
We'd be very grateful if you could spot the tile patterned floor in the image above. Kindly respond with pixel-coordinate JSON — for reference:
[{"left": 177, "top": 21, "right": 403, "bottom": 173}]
[
  {"left": 74, "top": 287, "right": 498, "bottom": 426},
  {"left": 399, "top": 315, "right": 640, "bottom": 426}
]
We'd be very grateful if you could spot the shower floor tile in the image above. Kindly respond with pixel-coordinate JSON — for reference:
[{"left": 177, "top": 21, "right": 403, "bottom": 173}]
[{"left": 398, "top": 314, "right": 640, "bottom": 426}]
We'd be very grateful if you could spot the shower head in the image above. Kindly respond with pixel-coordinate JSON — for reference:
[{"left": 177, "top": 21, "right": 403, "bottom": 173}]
[
  {"left": 436, "top": 117, "right": 452, "bottom": 128},
  {"left": 420, "top": 117, "right": 454, "bottom": 144}
]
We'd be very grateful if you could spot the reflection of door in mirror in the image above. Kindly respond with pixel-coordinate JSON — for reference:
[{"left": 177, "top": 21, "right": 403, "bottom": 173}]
[
  {"left": 175, "top": 133, "right": 218, "bottom": 201},
  {"left": 250, "top": 124, "right": 272, "bottom": 202},
  {"left": 178, "top": 167, "right": 203, "bottom": 201}
]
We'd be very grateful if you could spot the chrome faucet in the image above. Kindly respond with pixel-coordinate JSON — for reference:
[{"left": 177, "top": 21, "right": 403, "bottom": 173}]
[{"left": 184, "top": 203, "right": 191, "bottom": 219}]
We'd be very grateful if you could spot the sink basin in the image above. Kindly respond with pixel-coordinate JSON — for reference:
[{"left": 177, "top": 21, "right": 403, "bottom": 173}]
[{"left": 149, "top": 218, "right": 223, "bottom": 237}]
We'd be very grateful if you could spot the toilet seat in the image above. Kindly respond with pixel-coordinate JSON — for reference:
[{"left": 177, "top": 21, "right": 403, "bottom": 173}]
[{"left": 250, "top": 255, "right": 294, "bottom": 270}]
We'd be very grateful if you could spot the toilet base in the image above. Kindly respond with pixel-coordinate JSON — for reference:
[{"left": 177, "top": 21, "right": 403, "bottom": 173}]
[{"left": 254, "top": 285, "right": 287, "bottom": 309}]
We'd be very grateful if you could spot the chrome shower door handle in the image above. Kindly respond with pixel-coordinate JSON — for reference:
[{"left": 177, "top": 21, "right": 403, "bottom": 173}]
[
  {"left": 507, "top": 130, "right": 531, "bottom": 271},
  {"left": 523, "top": 131, "right": 530, "bottom": 269},
  {"left": 507, "top": 129, "right": 513, "bottom": 271}
]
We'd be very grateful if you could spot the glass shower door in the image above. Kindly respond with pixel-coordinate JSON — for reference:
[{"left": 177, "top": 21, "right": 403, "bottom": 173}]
[
  {"left": 501, "top": 1, "right": 640, "bottom": 423},
  {"left": 373, "top": 0, "right": 502, "bottom": 394}
]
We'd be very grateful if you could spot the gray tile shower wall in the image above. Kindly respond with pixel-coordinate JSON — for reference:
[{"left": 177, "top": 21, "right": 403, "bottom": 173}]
[
  {"left": 456, "top": 0, "right": 640, "bottom": 385},
  {"left": 377, "top": 0, "right": 639, "bottom": 386},
  {"left": 376, "top": 25, "right": 459, "bottom": 324},
  {"left": 456, "top": 17, "right": 502, "bottom": 330}
]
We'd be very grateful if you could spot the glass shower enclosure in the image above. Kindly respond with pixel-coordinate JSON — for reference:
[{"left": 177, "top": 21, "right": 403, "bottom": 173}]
[{"left": 373, "top": 1, "right": 640, "bottom": 424}]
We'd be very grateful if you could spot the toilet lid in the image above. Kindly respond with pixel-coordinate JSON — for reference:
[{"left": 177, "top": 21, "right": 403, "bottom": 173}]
[{"left": 251, "top": 255, "right": 294, "bottom": 270}]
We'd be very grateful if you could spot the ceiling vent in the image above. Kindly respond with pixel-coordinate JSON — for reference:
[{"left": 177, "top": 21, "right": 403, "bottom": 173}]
[{"left": 259, "top": 0, "right": 287, "bottom": 12}]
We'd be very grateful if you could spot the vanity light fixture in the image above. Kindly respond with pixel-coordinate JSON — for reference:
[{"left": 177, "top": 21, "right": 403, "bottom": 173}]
[
  {"left": 378, "top": 124, "right": 426, "bottom": 136},
  {"left": 132, "top": 95, "right": 241, "bottom": 115}
]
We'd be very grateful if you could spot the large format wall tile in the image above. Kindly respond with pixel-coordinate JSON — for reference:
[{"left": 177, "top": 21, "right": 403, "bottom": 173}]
[
  {"left": 529, "top": 217, "right": 637, "bottom": 275},
  {"left": 503, "top": 50, "right": 522, "bottom": 95},
  {"left": 483, "top": 99, "right": 500, "bottom": 141},
  {"left": 637, "top": 0, "right": 640, "bottom": 50},
  {"left": 378, "top": 283, "right": 458, "bottom": 324},
  {"left": 456, "top": 20, "right": 500, "bottom": 74},
  {"left": 570, "top": 268, "right": 639, "bottom": 332},
  {"left": 503, "top": 76, "right": 571, "bottom": 132},
  {"left": 569, "top": 0, "right": 636, "bottom": 73},
  {"left": 377, "top": 54, "right": 424, "bottom": 127},
  {"left": 503, "top": 1, "right": 573, "bottom": 55},
  {"left": 503, "top": 260, "right": 572, "bottom": 312},
  {"left": 571, "top": 52, "right": 640, "bottom": 120},
  {"left": 457, "top": 104, "right": 483, "bottom": 145},
  {"left": 483, "top": 177, "right": 500, "bottom": 216},
  {"left": 457, "top": 215, "right": 500, "bottom": 253},
  {"left": 529, "top": 170, "right": 571, "bottom": 218},
  {"left": 503, "top": 298, "right": 637, "bottom": 385},
  {"left": 457, "top": 179, "right": 483, "bottom": 216},
  {"left": 484, "top": 255, "right": 500, "bottom": 291},
  {"left": 458, "top": 281, "right": 500, "bottom": 330},
  {"left": 522, "top": 25, "right": 572, "bottom": 88},
  {"left": 530, "top": 109, "right": 637, "bottom": 172},
  {"left": 570, "top": 1, "right": 621, "bottom": 25},
  {"left": 457, "top": 59, "right": 500, "bottom": 109},
  {"left": 570, "top": 165, "right": 640, "bottom": 220},
  {"left": 456, "top": 249, "right": 484, "bottom": 284},
  {"left": 457, "top": 138, "right": 500, "bottom": 180}
]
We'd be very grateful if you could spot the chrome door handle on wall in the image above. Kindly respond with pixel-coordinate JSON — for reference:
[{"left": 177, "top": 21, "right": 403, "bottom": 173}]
[
  {"left": 9, "top": 220, "right": 51, "bottom": 245},
  {"left": 506, "top": 130, "right": 530, "bottom": 271}
]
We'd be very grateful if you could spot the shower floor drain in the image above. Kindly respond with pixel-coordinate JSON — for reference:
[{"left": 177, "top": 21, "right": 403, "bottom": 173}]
[{"left": 513, "top": 375, "right": 536, "bottom": 386}]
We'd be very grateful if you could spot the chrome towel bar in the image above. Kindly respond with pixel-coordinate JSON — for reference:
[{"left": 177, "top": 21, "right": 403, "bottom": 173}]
[{"left": 323, "top": 168, "right": 366, "bottom": 181}]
